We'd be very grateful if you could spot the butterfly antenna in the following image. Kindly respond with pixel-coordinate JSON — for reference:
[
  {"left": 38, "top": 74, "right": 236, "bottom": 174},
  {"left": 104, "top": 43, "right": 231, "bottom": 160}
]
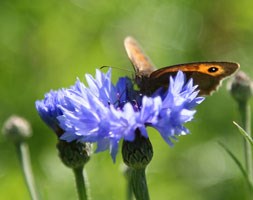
[{"left": 100, "top": 65, "right": 132, "bottom": 73}]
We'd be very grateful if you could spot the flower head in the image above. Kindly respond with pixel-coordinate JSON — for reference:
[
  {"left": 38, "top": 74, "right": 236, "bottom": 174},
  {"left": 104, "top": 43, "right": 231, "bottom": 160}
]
[{"left": 36, "top": 69, "right": 204, "bottom": 161}]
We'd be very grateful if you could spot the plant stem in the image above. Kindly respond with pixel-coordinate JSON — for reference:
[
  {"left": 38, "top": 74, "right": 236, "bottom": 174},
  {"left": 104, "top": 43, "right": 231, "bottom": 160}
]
[
  {"left": 130, "top": 168, "right": 150, "bottom": 200},
  {"left": 238, "top": 101, "right": 253, "bottom": 186},
  {"left": 16, "top": 142, "right": 39, "bottom": 200},
  {"left": 124, "top": 166, "right": 134, "bottom": 200},
  {"left": 73, "top": 167, "right": 88, "bottom": 200}
]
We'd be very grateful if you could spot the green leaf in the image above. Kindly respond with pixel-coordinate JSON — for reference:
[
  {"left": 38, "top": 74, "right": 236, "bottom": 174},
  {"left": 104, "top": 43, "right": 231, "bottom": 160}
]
[
  {"left": 233, "top": 121, "right": 253, "bottom": 146},
  {"left": 218, "top": 142, "right": 253, "bottom": 191}
]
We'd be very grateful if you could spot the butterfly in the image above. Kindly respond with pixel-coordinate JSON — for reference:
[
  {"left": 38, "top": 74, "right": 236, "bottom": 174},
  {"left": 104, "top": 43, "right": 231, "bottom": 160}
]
[{"left": 124, "top": 36, "right": 240, "bottom": 96}]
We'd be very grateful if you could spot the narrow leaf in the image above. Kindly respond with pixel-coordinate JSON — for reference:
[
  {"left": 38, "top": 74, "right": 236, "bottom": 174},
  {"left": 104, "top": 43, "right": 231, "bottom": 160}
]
[
  {"left": 233, "top": 121, "right": 253, "bottom": 146},
  {"left": 218, "top": 142, "right": 253, "bottom": 190}
]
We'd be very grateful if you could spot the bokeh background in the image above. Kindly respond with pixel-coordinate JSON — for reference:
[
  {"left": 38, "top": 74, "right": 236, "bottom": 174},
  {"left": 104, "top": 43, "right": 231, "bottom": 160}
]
[{"left": 1, "top": 0, "right": 253, "bottom": 199}]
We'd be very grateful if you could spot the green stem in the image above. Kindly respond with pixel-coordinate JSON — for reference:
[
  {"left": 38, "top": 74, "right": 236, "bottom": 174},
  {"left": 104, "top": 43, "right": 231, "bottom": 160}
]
[
  {"left": 238, "top": 101, "right": 253, "bottom": 186},
  {"left": 15, "top": 142, "right": 39, "bottom": 200},
  {"left": 73, "top": 167, "right": 88, "bottom": 200},
  {"left": 130, "top": 168, "right": 150, "bottom": 200},
  {"left": 124, "top": 166, "right": 134, "bottom": 200},
  {"left": 126, "top": 180, "right": 134, "bottom": 200}
]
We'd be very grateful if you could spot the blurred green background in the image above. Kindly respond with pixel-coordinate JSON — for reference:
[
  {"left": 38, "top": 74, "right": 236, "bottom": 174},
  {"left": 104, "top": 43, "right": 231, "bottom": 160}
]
[{"left": 1, "top": 0, "right": 253, "bottom": 199}]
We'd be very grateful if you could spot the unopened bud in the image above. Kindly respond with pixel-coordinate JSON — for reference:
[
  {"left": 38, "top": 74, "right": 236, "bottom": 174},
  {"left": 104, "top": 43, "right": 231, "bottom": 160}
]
[
  {"left": 228, "top": 71, "right": 253, "bottom": 103},
  {"left": 2, "top": 115, "right": 32, "bottom": 143}
]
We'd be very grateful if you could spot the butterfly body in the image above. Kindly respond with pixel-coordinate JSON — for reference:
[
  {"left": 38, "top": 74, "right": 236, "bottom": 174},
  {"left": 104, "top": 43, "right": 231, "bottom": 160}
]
[{"left": 124, "top": 36, "right": 240, "bottom": 96}]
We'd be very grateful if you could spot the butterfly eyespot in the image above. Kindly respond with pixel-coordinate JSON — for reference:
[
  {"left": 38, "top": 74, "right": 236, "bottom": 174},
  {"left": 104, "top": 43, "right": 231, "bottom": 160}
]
[{"left": 208, "top": 67, "right": 219, "bottom": 73}]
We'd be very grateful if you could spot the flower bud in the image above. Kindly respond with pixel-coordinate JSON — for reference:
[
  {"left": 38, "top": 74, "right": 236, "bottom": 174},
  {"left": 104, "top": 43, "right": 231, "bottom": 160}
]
[
  {"left": 57, "top": 140, "right": 92, "bottom": 169},
  {"left": 122, "top": 129, "right": 153, "bottom": 169},
  {"left": 2, "top": 115, "right": 32, "bottom": 144},
  {"left": 228, "top": 71, "right": 253, "bottom": 103}
]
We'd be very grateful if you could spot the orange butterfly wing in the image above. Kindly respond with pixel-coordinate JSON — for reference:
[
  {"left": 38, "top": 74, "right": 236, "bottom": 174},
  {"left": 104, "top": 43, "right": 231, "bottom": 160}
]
[
  {"left": 149, "top": 62, "right": 239, "bottom": 95},
  {"left": 124, "top": 36, "right": 240, "bottom": 95}
]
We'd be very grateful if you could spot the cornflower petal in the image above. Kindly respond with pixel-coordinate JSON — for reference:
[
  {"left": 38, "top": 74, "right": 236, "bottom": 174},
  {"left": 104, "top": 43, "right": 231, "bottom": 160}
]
[
  {"left": 135, "top": 96, "right": 162, "bottom": 137},
  {"left": 85, "top": 68, "right": 118, "bottom": 105}
]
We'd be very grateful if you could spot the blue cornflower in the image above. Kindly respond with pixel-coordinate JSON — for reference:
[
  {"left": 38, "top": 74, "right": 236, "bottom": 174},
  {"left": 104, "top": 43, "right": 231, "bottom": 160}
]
[{"left": 35, "top": 69, "right": 204, "bottom": 162}]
